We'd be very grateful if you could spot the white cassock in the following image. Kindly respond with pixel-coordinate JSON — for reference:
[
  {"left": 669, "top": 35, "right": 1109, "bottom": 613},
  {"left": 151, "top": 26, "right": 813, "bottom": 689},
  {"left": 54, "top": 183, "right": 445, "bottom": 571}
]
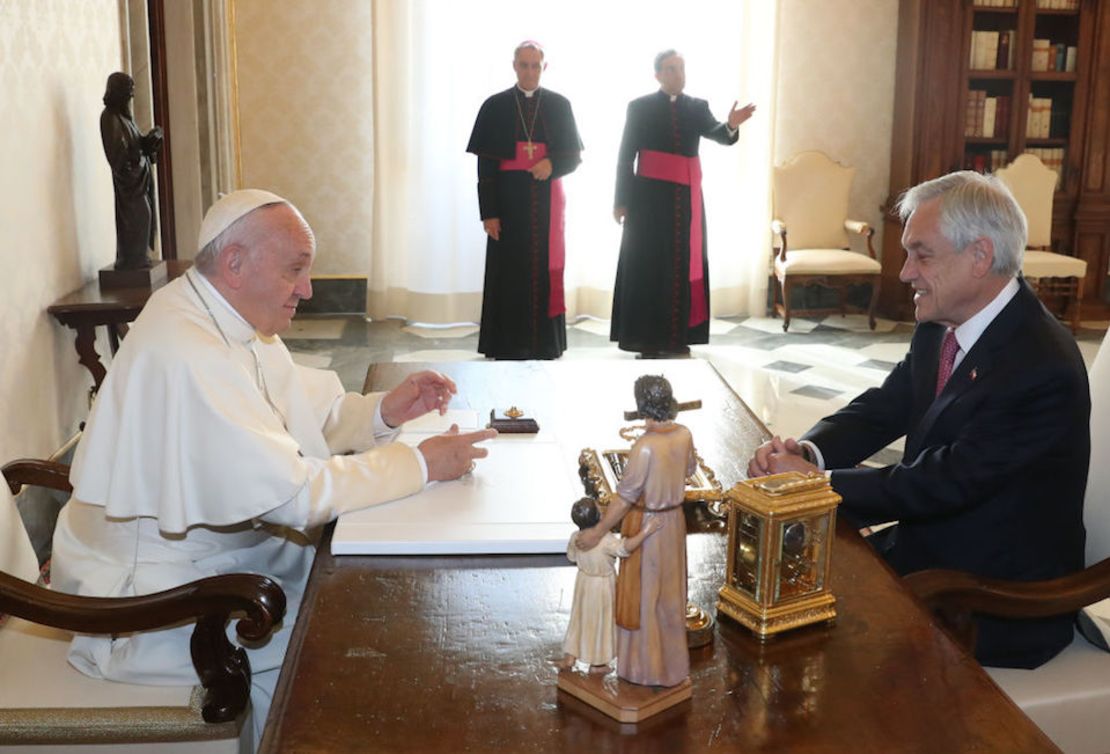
[{"left": 51, "top": 270, "right": 426, "bottom": 747}]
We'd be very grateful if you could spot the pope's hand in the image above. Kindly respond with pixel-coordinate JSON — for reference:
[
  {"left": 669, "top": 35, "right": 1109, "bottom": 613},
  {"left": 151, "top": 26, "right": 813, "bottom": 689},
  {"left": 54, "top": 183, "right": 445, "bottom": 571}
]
[
  {"left": 418, "top": 425, "right": 498, "bottom": 481},
  {"left": 380, "top": 370, "right": 458, "bottom": 427}
]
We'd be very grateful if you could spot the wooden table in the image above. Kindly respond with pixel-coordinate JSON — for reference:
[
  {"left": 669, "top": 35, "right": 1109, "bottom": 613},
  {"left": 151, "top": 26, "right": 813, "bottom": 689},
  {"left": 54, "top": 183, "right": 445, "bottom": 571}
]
[
  {"left": 260, "top": 360, "right": 1056, "bottom": 753},
  {"left": 46, "top": 260, "right": 191, "bottom": 391}
]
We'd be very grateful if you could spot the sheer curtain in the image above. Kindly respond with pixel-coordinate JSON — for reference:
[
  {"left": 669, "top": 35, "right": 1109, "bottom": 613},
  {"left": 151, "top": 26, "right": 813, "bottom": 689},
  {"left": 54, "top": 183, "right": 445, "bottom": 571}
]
[{"left": 369, "top": 0, "right": 778, "bottom": 324}]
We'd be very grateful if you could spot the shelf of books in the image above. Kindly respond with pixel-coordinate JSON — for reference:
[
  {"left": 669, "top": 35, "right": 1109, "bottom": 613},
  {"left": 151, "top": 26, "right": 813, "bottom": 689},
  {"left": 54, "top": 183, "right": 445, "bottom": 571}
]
[{"left": 964, "top": 0, "right": 1081, "bottom": 191}]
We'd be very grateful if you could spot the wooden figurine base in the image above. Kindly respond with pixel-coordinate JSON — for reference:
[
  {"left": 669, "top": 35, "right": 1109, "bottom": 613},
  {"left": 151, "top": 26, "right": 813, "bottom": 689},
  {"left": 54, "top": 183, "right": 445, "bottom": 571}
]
[
  {"left": 556, "top": 669, "right": 692, "bottom": 723},
  {"left": 99, "top": 260, "right": 168, "bottom": 290}
]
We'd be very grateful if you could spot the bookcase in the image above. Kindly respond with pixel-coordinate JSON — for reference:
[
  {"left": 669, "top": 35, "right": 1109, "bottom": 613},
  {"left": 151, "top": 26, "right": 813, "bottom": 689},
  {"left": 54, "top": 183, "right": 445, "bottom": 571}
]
[{"left": 880, "top": 0, "right": 1110, "bottom": 322}]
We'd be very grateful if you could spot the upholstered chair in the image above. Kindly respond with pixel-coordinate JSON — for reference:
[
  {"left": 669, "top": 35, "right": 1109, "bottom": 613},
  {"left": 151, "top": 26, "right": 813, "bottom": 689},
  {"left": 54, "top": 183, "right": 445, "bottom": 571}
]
[
  {"left": 770, "top": 151, "right": 882, "bottom": 332},
  {"left": 996, "top": 153, "right": 1088, "bottom": 333},
  {"left": 907, "top": 326, "right": 1110, "bottom": 753},
  {"left": 0, "top": 459, "right": 285, "bottom": 753}
]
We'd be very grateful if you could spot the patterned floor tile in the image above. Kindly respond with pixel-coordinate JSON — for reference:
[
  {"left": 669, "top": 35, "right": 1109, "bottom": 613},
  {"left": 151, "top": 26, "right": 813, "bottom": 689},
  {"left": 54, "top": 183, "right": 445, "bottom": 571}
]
[
  {"left": 401, "top": 324, "right": 480, "bottom": 339},
  {"left": 816, "top": 313, "right": 901, "bottom": 333},
  {"left": 569, "top": 317, "right": 611, "bottom": 336},
  {"left": 283, "top": 319, "right": 346, "bottom": 340},
  {"left": 763, "top": 360, "right": 812, "bottom": 374},
  {"left": 790, "top": 384, "right": 845, "bottom": 400},
  {"left": 740, "top": 316, "right": 819, "bottom": 334}
]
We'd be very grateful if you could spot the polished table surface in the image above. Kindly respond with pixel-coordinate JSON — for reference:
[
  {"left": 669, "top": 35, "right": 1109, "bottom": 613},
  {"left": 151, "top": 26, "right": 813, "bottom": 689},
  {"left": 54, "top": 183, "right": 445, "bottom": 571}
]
[
  {"left": 259, "top": 360, "right": 1056, "bottom": 753},
  {"left": 47, "top": 259, "right": 191, "bottom": 390}
]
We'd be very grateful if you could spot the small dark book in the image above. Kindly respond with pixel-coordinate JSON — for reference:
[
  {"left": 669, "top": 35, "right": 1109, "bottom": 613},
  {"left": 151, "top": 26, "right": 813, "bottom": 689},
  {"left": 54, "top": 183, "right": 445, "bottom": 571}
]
[{"left": 488, "top": 408, "right": 539, "bottom": 434}]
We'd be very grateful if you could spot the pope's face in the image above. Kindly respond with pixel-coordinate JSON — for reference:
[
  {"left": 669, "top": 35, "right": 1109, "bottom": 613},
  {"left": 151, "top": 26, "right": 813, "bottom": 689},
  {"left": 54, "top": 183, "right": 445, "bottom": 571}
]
[
  {"left": 236, "top": 205, "right": 315, "bottom": 336},
  {"left": 899, "top": 197, "right": 985, "bottom": 327},
  {"left": 513, "top": 47, "right": 545, "bottom": 91},
  {"left": 655, "top": 55, "right": 685, "bottom": 96}
]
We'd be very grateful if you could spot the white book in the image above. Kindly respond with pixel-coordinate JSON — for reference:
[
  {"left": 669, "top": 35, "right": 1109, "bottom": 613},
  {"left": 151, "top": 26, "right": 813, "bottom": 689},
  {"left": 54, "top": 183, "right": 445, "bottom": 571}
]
[
  {"left": 983, "top": 32, "right": 999, "bottom": 71},
  {"left": 983, "top": 97, "right": 997, "bottom": 139},
  {"left": 1032, "top": 39, "right": 1051, "bottom": 72},
  {"left": 332, "top": 437, "right": 580, "bottom": 555},
  {"left": 1066, "top": 46, "right": 1078, "bottom": 73}
]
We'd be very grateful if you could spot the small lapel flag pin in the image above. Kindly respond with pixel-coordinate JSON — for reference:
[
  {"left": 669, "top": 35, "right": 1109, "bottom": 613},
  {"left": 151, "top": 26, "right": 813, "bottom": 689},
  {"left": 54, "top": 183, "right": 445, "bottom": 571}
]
[{"left": 969, "top": 368, "right": 978, "bottom": 381}]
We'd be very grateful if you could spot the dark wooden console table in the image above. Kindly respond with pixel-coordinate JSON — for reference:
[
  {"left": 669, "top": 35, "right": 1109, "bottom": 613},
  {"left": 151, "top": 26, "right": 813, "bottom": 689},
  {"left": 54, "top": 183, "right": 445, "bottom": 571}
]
[
  {"left": 259, "top": 360, "right": 1055, "bottom": 753},
  {"left": 47, "top": 260, "right": 190, "bottom": 391}
]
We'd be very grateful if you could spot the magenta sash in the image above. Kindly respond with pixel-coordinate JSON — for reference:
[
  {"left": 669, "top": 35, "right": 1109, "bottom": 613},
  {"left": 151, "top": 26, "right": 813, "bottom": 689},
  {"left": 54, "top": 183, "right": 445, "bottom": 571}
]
[
  {"left": 500, "top": 141, "right": 566, "bottom": 317},
  {"left": 635, "top": 149, "right": 707, "bottom": 327}
]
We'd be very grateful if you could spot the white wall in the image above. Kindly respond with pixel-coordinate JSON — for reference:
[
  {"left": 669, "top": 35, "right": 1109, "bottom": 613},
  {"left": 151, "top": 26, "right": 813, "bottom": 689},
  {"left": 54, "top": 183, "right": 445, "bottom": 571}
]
[
  {"left": 774, "top": 0, "right": 900, "bottom": 259},
  {"left": 0, "top": 0, "right": 123, "bottom": 462}
]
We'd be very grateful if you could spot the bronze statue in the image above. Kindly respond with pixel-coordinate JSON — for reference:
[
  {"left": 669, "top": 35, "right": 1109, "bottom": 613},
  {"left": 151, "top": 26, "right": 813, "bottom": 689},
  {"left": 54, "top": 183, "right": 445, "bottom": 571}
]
[{"left": 100, "top": 72, "right": 162, "bottom": 270}]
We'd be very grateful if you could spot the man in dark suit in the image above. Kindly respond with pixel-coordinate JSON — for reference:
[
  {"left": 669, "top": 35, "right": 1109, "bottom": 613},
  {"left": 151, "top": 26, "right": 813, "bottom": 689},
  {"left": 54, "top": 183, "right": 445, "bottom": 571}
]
[{"left": 748, "top": 170, "right": 1090, "bottom": 669}]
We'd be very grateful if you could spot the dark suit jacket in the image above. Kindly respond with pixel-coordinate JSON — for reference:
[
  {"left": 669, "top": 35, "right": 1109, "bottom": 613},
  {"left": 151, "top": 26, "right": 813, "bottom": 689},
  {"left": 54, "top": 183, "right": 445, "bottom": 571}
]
[{"left": 803, "top": 278, "right": 1090, "bottom": 668}]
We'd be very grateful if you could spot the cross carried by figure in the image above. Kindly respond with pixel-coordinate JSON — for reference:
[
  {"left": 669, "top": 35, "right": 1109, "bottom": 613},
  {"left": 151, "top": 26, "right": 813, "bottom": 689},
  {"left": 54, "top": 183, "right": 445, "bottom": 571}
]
[{"left": 623, "top": 399, "right": 701, "bottom": 421}]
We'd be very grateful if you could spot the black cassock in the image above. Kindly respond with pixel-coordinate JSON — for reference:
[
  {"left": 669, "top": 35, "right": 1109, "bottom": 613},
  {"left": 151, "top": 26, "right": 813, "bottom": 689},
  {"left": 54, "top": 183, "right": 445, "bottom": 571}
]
[
  {"left": 610, "top": 91, "right": 737, "bottom": 354},
  {"left": 467, "top": 87, "right": 582, "bottom": 359}
]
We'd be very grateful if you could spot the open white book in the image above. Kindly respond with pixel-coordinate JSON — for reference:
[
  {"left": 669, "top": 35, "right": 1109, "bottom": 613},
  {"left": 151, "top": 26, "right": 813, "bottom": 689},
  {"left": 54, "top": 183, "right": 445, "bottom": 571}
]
[{"left": 331, "top": 410, "right": 579, "bottom": 555}]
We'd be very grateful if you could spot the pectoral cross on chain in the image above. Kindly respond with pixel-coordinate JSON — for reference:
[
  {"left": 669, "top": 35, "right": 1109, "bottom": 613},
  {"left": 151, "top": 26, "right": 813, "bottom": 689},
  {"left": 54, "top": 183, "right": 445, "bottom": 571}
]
[{"left": 523, "top": 141, "right": 537, "bottom": 159}]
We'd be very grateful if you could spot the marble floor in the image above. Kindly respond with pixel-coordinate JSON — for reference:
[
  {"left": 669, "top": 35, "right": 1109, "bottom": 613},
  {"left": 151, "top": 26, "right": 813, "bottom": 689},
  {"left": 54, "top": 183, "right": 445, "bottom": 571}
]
[{"left": 284, "top": 312, "right": 1108, "bottom": 468}]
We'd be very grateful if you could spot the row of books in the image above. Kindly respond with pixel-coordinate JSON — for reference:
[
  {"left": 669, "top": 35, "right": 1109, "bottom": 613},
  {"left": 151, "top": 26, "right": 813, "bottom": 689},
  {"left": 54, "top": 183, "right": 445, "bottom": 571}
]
[
  {"left": 1031, "top": 39, "right": 1078, "bottom": 72},
  {"left": 973, "top": 0, "right": 1078, "bottom": 10},
  {"left": 1026, "top": 95, "right": 1067, "bottom": 138},
  {"left": 963, "top": 148, "right": 1065, "bottom": 190},
  {"left": 965, "top": 91, "right": 1011, "bottom": 138},
  {"left": 970, "top": 30, "right": 1014, "bottom": 70},
  {"left": 964, "top": 91, "right": 1070, "bottom": 140},
  {"left": 965, "top": 150, "right": 1011, "bottom": 174}
]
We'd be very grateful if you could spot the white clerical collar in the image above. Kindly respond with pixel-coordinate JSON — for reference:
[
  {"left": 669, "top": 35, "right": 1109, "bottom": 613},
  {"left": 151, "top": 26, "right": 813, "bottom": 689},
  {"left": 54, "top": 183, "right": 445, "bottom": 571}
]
[
  {"left": 660, "top": 90, "right": 679, "bottom": 102},
  {"left": 517, "top": 85, "right": 538, "bottom": 98},
  {"left": 188, "top": 269, "right": 258, "bottom": 344},
  {"left": 952, "top": 277, "right": 1020, "bottom": 356}
]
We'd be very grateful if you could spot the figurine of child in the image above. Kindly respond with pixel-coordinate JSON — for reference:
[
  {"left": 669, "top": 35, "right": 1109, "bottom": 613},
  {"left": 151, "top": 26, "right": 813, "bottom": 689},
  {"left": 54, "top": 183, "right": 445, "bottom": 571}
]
[{"left": 560, "top": 496, "right": 662, "bottom": 673}]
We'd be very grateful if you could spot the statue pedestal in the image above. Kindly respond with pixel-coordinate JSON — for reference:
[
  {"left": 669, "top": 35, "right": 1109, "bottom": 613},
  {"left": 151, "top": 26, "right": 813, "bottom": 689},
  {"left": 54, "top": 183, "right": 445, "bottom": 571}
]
[
  {"left": 557, "top": 668, "right": 691, "bottom": 723},
  {"left": 98, "top": 260, "right": 168, "bottom": 290}
]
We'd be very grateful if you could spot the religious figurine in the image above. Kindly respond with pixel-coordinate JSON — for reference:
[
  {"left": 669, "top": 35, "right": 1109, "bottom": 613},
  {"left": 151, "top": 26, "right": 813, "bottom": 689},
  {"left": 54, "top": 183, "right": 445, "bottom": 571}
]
[
  {"left": 100, "top": 72, "right": 162, "bottom": 270},
  {"left": 560, "top": 497, "right": 661, "bottom": 674},
  {"left": 576, "top": 375, "right": 697, "bottom": 687}
]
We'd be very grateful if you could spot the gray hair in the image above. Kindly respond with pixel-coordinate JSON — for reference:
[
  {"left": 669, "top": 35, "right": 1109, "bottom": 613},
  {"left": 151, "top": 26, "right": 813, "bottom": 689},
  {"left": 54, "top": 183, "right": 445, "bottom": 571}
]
[
  {"left": 654, "top": 49, "right": 680, "bottom": 73},
  {"left": 513, "top": 40, "right": 544, "bottom": 61},
  {"left": 193, "top": 200, "right": 289, "bottom": 274},
  {"left": 896, "top": 170, "right": 1026, "bottom": 277}
]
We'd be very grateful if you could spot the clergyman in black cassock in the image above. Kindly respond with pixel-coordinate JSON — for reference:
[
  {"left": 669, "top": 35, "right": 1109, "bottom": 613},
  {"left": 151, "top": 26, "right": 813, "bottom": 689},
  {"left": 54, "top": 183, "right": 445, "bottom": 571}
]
[
  {"left": 610, "top": 50, "right": 754, "bottom": 357},
  {"left": 466, "top": 42, "right": 583, "bottom": 360}
]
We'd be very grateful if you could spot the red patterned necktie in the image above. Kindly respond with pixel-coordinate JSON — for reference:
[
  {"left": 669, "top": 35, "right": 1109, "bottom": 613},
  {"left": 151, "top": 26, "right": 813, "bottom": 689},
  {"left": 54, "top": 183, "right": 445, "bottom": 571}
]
[{"left": 935, "top": 328, "right": 959, "bottom": 397}]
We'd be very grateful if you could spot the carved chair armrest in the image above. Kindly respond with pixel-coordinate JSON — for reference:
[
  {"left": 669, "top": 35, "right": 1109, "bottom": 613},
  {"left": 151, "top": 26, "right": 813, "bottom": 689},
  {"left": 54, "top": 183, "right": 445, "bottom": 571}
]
[
  {"left": 844, "top": 219, "right": 877, "bottom": 258},
  {"left": 2, "top": 459, "right": 72, "bottom": 495},
  {"left": 905, "top": 558, "right": 1110, "bottom": 652},
  {"left": 771, "top": 219, "right": 788, "bottom": 260},
  {"left": 0, "top": 571, "right": 286, "bottom": 723}
]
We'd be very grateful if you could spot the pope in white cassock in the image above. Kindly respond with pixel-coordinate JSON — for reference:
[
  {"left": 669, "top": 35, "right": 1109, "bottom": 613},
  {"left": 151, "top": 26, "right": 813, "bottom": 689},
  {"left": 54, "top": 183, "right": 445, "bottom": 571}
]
[{"left": 50, "top": 190, "right": 497, "bottom": 748}]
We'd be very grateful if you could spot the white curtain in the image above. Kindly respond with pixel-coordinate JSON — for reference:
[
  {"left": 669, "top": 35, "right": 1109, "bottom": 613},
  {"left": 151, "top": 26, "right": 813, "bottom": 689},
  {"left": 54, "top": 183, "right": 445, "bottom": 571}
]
[{"left": 369, "top": 0, "right": 778, "bottom": 324}]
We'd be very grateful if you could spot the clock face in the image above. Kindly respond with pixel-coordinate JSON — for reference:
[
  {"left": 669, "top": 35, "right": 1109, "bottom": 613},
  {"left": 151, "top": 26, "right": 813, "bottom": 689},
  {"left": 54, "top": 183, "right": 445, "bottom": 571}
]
[{"left": 775, "top": 516, "right": 829, "bottom": 601}]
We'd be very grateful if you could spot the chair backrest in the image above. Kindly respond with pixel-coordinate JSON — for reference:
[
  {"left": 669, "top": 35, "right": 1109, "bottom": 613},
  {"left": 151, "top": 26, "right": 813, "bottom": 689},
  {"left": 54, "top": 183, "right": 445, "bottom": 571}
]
[
  {"left": 995, "top": 153, "right": 1055, "bottom": 248},
  {"left": 1, "top": 483, "right": 38, "bottom": 584},
  {"left": 1086, "top": 327, "right": 1110, "bottom": 566},
  {"left": 773, "top": 151, "right": 854, "bottom": 250}
]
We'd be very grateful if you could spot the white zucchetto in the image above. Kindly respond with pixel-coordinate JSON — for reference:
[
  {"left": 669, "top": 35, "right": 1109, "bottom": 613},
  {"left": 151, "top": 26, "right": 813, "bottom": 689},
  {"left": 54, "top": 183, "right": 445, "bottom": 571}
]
[{"left": 197, "top": 189, "right": 290, "bottom": 251}]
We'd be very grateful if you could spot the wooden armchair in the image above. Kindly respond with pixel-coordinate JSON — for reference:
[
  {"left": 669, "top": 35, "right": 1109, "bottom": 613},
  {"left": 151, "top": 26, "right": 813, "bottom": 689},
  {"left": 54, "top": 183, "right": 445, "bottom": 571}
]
[
  {"left": 770, "top": 151, "right": 882, "bottom": 332},
  {"left": 0, "top": 458, "right": 286, "bottom": 751},
  {"left": 996, "top": 153, "right": 1088, "bottom": 333},
  {"left": 905, "top": 326, "right": 1110, "bottom": 754}
]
